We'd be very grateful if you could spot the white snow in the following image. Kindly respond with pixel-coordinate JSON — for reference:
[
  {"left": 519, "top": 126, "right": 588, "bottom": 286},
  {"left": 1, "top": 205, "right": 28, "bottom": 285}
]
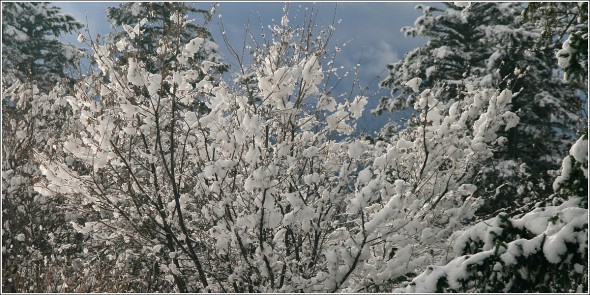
[
  {"left": 502, "top": 111, "right": 519, "bottom": 130},
  {"left": 126, "top": 58, "right": 144, "bottom": 86},
  {"left": 554, "top": 136, "right": 588, "bottom": 190},
  {"left": 357, "top": 168, "right": 373, "bottom": 185},
  {"left": 454, "top": 2, "right": 471, "bottom": 8},
  {"left": 432, "top": 46, "right": 451, "bottom": 59},
  {"left": 100, "top": 85, "right": 111, "bottom": 96},
  {"left": 302, "top": 146, "right": 320, "bottom": 158},
  {"left": 122, "top": 23, "right": 140, "bottom": 39},
  {"left": 570, "top": 137, "right": 588, "bottom": 177},
  {"left": 5, "top": 25, "right": 28, "bottom": 41},
  {"left": 281, "top": 13, "right": 289, "bottom": 27},
  {"left": 556, "top": 37, "right": 575, "bottom": 70},
  {"left": 403, "top": 198, "right": 587, "bottom": 292},
  {"left": 349, "top": 96, "right": 368, "bottom": 119},
  {"left": 184, "top": 37, "right": 204, "bottom": 56},
  {"left": 116, "top": 39, "right": 127, "bottom": 51},
  {"left": 348, "top": 140, "right": 366, "bottom": 159},
  {"left": 405, "top": 77, "right": 422, "bottom": 93},
  {"left": 317, "top": 95, "right": 336, "bottom": 112}
]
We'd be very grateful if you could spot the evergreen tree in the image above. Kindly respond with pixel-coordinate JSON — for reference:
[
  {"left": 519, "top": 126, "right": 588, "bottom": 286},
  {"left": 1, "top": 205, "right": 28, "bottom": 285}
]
[
  {"left": 401, "top": 132, "right": 588, "bottom": 293},
  {"left": 1, "top": 2, "right": 83, "bottom": 88},
  {"left": 524, "top": 2, "right": 588, "bottom": 89},
  {"left": 105, "top": 2, "right": 227, "bottom": 113},
  {"left": 376, "top": 2, "right": 587, "bottom": 219},
  {"left": 106, "top": 2, "right": 226, "bottom": 74}
]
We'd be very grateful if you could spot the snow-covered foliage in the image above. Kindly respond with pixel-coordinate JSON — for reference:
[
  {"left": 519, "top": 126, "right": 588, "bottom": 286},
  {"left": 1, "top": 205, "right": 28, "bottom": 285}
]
[
  {"left": 553, "top": 133, "right": 589, "bottom": 204},
  {"left": 106, "top": 2, "right": 226, "bottom": 79},
  {"left": 399, "top": 134, "right": 589, "bottom": 293},
  {"left": 3, "top": 3, "right": 587, "bottom": 293},
  {"left": 524, "top": 2, "right": 588, "bottom": 88},
  {"left": 400, "top": 197, "right": 587, "bottom": 293},
  {"left": 30, "top": 6, "right": 525, "bottom": 292},
  {"left": 1, "top": 2, "right": 83, "bottom": 88},
  {"left": 377, "top": 2, "right": 587, "bottom": 221},
  {"left": 2, "top": 81, "right": 101, "bottom": 292}
]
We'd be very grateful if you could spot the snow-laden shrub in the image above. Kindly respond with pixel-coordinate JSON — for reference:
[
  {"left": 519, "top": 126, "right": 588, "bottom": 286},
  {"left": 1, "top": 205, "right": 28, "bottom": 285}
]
[
  {"left": 30, "top": 7, "right": 523, "bottom": 292},
  {"left": 1, "top": 81, "right": 88, "bottom": 292}
]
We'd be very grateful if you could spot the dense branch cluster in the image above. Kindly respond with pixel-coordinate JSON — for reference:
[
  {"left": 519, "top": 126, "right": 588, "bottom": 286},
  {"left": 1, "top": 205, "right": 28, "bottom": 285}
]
[{"left": 2, "top": 2, "right": 587, "bottom": 293}]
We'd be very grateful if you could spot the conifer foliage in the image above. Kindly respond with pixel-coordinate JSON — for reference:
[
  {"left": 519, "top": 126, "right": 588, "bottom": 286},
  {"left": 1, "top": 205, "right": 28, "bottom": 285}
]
[
  {"left": 1, "top": 2, "right": 83, "bottom": 87},
  {"left": 106, "top": 3, "right": 226, "bottom": 74},
  {"left": 105, "top": 2, "right": 227, "bottom": 114},
  {"left": 377, "top": 2, "right": 587, "bottom": 219},
  {"left": 524, "top": 2, "right": 588, "bottom": 89}
]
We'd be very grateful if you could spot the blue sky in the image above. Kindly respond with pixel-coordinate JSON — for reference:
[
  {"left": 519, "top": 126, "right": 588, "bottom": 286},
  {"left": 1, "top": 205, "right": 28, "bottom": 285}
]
[{"left": 52, "top": 1, "right": 431, "bottom": 135}]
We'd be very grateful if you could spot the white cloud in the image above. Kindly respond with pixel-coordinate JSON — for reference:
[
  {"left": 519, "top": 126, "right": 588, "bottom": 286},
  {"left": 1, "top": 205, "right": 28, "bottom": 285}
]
[{"left": 364, "top": 40, "right": 400, "bottom": 77}]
